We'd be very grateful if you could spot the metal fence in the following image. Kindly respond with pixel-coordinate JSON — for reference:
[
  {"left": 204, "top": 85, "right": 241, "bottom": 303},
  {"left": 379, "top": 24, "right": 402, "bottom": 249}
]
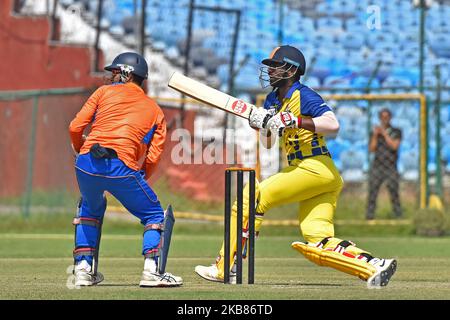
[
  {"left": 0, "top": 90, "right": 240, "bottom": 218},
  {"left": 1, "top": 89, "right": 448, "bottom": 221},
  {"left": 0, "top": 88, "right": 90, "bottom": 217}
]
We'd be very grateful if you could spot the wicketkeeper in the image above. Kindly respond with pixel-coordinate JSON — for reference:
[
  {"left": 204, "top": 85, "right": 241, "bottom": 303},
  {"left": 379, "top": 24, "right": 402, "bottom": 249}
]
[
  {"left": 195, "top": 45, "right": 397, "bottom": 288},
  {"left": 69, "top": 52, "right": 182, "bottom": 287}
]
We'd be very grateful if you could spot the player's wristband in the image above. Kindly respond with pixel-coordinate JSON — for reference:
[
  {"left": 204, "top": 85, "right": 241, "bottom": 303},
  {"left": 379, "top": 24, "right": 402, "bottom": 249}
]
[{"left": 297, "top": 116, "right": 302, "bottom": 129}]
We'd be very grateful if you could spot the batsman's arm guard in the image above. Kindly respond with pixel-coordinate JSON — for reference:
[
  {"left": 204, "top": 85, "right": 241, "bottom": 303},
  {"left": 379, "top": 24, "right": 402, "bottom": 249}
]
[
  {"left": 292, "top": 241, "right": 376, "bottom": 281},
  {"left": 158, "top": 205, "right": 175, "bottom": 274}
]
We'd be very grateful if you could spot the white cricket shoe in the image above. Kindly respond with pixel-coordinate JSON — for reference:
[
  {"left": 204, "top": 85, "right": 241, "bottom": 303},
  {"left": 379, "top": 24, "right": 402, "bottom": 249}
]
[
  {"left": 74, "top": 268, "right": 104, "bottom": 286},
  {"left": 139, "top": 271, "right": 183, "bottom": 287},
  {"left": 367, "top": 258, "right": 397, "bottom": 288},
  {"left": 194, "top": 264, "right": 236, "bottom": 284}
]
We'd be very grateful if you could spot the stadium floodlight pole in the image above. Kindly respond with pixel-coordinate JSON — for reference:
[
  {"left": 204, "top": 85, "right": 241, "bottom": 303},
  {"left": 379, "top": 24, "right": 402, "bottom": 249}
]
[
  {"left": 231, "top": 54, "right": 251, "bottom": 80},
  {"left": 418, "top": 0, "right": 428, "bottom": 95},
  {"left": 23, "top": 96, "right": 39, "bottom": 219},
  {"left": 139, "top": 0, "right": 147, "bottom": 56},
  {"left": 433, "top": 65, "right": 443, "bottom": 200},
  {"left": 94, "top": 0, "right": 104, "bottom": 72},
  {"left": 182, "top": 3, "right": 241, "bottom": 143},
  {"left": 223, "top": 9, "right": 241, "bottom": 144},
  {"left": 414, "top": 0, "right": 430, "bottom": 205},
  {"left": 134, "top": 0, "right": 138, "bottom": 48},
  {"left": 278, "top": 0, "right": 284, "bottom": 45},
  {"left": 181, "top": 0, "right": 195, "bottom": 125},
  {"left": 50, "top": 0, "right": 59, "bottom": 41}
]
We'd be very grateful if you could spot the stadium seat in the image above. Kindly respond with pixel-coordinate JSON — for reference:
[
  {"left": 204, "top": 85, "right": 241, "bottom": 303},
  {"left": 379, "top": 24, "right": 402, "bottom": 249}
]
[
  {"left": 340, "top": 150, "right": 365, "bottom": 181},
  {"left": 429, "top": 34, "right": 450, "bottom": 58},
  {"left": 341, "top": 33, "right": 365, "bottom": 50},
  {"left": 327, "top": 138, "right": 351, "bottom": 162},
  {"left": 323, "top": 76, "right": 352, "bottom": 88},
  {"left": 302, "top": 76, "right": 320, "bottom": 89},
  {"left": 401, "top": 150, "right": 419, "bottom": 181},
  {"left": 107, "top": 0, "right": 450, "bottom": 99},
  {"left": 382, "top": 75, "right": 413, "bottom": 88},
  {"left": 351, "top": 76, "right": 380, "bottom": 89},
  {"left": 316, "top": 17, "right": 344, "bottom": 32}
]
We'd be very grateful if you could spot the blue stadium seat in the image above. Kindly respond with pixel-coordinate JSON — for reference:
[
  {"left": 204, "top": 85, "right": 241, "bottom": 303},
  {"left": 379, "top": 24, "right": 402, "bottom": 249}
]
[
  {"left": 340, "top": 150, "right": 366, "bottom": 181},
  {"left": 382, "top": 75, "right": 413, "bottom": 87},
  {"left": 341, "top": 33, "right": 365, "bottom": 50},
  {"left": 317, "top": 17, "right": 344, "bottom": 31},
  {"left": 316, "top": 2, "right": 333, "bottom": 15},
  {"left": 323, "top": 76, "right": 352, "bottom": 88},
  {"left": 327, "top": 138, "right": 351, "bottom": 162},
  {"left": 302, "top": 76, "right": 320, "bottom": 88},
  {"left": 107, "top": 0, "right": 450, "bottom": 96},
  {"left": 351, "top": 76, "right": 380, "bottom": 89},
  {"left": 444, "top": 144, "right": 450, "bottom": 165},
  {"left": 330, "top": 0, "right": 358, "bottom": 14},
  {"left": 400, "top": 150, "right": 419, "bottom": 180},
  {"left": 298, "top": 20, "right": 315, "bottom": 33},
  {"left": 429, "top": 34, "right": 450, "bottom": 58},
  {"left": 345, "top": 18, "right": 365, "bottom": 32},
  {"left": 312, "top": 31, "right": 335, "bottom": 47}
]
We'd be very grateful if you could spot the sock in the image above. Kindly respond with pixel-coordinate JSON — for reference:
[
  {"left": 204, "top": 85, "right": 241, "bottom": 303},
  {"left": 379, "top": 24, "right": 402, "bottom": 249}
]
[
  {"left": 75, "top": 259, "right": 92, "bottom": 272},
  {"left": 144, "top": 257, "right": 158, "bottom": 273}
]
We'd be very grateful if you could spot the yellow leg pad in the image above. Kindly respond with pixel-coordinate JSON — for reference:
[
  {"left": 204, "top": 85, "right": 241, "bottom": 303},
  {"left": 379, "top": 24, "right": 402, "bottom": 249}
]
[{"left": 291, "top": 242, "right": 376, "bottom": 281}]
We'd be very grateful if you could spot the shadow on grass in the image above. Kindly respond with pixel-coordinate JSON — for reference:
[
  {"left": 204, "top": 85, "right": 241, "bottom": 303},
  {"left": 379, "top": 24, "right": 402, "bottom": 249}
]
[
  {"left": 267, "top": 282, "right": 342, "bottom": 287},
  {"left": 96, "top": 283, "right": 138, "bottom": 288}
]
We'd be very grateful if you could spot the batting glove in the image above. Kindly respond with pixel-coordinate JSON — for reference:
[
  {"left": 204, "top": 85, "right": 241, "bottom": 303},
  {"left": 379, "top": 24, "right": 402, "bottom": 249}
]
[
  {"left": 265, "top": 111, "right": 301, "bottom": 136},
  {"left": 248, "top": 107, "right": 272, "bottom": 129}
]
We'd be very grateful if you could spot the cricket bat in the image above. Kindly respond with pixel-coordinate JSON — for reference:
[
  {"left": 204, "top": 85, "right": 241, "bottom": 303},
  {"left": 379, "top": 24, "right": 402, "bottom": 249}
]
[{"left": 168, "top": 72, "right": 255, "bottom": 119}]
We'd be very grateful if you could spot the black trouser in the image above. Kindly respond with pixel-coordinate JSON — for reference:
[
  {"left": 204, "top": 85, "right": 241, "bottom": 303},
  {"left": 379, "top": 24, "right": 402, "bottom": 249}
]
[{"left": 366, "top": 164, "right": 402, "bottom": 219}]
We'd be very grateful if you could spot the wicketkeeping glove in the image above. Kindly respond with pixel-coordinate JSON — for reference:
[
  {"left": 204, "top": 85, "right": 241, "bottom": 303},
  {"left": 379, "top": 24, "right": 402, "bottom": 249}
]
[{"left": 265, "top": 111, "right": 301, "bottom": 136}]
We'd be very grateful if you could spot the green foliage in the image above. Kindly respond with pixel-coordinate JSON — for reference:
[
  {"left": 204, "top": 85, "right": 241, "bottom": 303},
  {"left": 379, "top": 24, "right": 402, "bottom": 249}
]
[{"left": 413, "top": 208, "right": 449, "bottom": 237}]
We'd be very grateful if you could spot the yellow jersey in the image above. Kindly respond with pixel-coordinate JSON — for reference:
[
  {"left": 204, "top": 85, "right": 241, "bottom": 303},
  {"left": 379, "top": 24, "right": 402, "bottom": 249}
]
[{"left": 263, "top": 81, "right": 332, "bottom": 164}]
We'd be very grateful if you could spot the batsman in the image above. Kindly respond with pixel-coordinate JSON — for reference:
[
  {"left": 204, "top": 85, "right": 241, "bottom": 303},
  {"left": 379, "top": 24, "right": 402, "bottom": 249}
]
[
  {"left": 69, "top": 52, "right": 182, "bottom": 287},
  {"left": 195, "top": 45, "right": 397, "bottom": 288}
]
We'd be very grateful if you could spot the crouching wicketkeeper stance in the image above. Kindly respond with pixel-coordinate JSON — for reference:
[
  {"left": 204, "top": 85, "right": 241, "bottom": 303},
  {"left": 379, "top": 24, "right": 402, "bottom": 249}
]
[
  {"left": 195, "top": 46, "right": 397, "bottom": 288},
  {"left": 69, "top": 52, "right": 182, "bottom": 287}
]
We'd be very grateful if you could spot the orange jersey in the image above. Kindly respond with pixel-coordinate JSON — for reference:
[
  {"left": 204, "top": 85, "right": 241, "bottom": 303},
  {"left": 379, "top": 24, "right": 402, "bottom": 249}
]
[{"left": 69, "top": 82, "right": 166, "bottom": 179}]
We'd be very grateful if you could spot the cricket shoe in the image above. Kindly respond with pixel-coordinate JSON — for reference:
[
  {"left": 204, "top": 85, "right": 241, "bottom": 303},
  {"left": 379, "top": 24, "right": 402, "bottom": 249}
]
[
  {"left": 139, "top": 271, "right": 183, "bottom": 287},
  {"left": 194, "top": 264, "right": 236, "bottom": 284},
  {"left": 74, "top": 268, "right": 104, "bottom": 286},
  {"left": 367, "top": 258, "right": 397, "bottom": 288}
]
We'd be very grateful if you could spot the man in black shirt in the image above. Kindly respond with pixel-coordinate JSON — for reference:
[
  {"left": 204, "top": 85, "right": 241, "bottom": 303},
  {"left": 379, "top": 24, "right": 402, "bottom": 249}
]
[{"left": 366, "top": 108, "right": 403, "bottom": 220}]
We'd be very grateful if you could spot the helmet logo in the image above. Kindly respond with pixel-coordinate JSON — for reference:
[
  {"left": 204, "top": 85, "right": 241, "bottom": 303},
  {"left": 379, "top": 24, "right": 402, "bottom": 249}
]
[
  {"left": 231, "top": 100, "right": 247, "bottom": 114},
  {"left": 116, "top": 64, "right": 135, "bottom": 82},
  {"left": 117, "top": 64, "right": 135, "bottom": 73}
]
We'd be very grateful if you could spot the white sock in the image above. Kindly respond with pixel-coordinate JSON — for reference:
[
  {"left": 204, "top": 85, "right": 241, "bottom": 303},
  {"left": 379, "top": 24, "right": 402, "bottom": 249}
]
[
  {"left": 75, "top": 259, "right": 92, "bottom": 272},
  {"left": 144, "top": 257, "right": 157, "bottom": 273}
]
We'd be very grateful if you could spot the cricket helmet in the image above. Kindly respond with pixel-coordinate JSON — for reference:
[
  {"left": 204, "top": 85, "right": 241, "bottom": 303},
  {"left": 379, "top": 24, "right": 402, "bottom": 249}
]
[
  {"left": 105, "top": 52, "right": 148, "bottom": 79},
  {"left": 262, "top": 45, "right": 306, "bottom": 75}
]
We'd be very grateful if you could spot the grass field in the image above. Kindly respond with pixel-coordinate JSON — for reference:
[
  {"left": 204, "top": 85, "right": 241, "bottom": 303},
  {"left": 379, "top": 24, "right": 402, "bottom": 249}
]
[{"left": 1, "top": 214, "right": 450, "bottom": 300}]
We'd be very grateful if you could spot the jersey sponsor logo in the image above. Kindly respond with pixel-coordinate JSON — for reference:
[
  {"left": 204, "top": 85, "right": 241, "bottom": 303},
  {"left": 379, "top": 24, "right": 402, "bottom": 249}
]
[
  {"left": 231, "top": 100, "right": 247, "bottom": 114},
  {"left": 281, "top": 112, "right": 292, "bottom": 125}
]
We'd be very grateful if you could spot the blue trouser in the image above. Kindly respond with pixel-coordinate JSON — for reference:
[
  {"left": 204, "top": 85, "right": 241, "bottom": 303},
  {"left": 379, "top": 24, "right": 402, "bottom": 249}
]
[{"left": 73, "top": 153, "right": 164, "bottom": 265}]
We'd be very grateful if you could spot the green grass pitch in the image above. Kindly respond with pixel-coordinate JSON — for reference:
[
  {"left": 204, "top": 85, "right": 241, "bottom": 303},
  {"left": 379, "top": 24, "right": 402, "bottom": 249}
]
[{"left": 1, "top": 216, "right": 450, "bottom": 300}]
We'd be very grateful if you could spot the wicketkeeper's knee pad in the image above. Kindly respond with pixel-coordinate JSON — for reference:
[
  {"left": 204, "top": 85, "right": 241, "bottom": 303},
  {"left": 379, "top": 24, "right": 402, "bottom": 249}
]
[{"left": 291, "top": 240, "right": 376, "bottom": 280}]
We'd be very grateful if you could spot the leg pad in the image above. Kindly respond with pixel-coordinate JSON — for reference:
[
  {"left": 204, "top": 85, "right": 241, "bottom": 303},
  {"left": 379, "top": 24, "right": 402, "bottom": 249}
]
[{"left": 292, "top": 241, "right": 376, "bottom": 280}]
